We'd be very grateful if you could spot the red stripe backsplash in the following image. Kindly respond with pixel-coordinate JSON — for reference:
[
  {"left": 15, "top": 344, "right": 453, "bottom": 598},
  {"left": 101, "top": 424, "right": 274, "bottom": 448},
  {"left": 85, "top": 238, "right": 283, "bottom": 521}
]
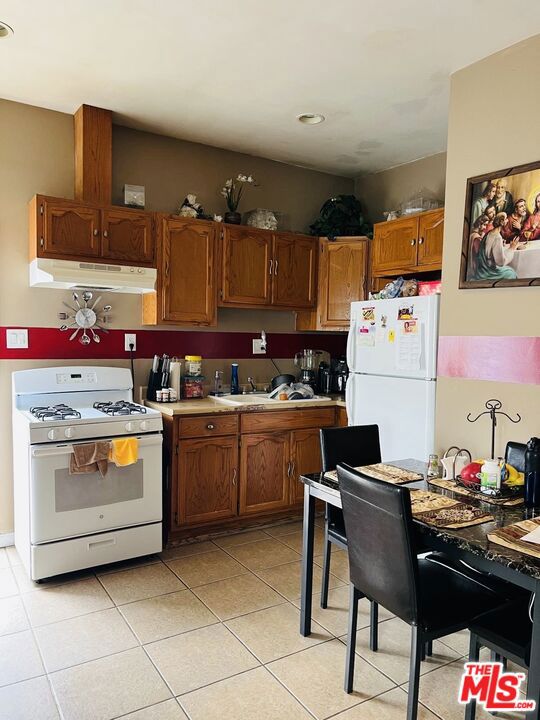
[
  {"left": 438, "top": 336, "right": 540, "bottom": 385},
  {"left": 0, "top": 327, "right": 347, "bottom": 361}
]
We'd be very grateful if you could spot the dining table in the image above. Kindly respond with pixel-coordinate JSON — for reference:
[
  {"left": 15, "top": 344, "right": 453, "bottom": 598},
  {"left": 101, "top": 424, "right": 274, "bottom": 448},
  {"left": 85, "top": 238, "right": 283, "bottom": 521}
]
[{"left": 299, "top": 458, "right": 540, "bottom": 719}]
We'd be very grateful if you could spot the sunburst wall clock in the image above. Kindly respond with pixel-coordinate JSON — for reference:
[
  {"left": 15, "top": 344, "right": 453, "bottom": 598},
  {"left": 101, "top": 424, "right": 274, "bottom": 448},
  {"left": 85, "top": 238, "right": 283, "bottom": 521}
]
[{"left": 58, "top": 291, "right": 112, "bottom": 345}]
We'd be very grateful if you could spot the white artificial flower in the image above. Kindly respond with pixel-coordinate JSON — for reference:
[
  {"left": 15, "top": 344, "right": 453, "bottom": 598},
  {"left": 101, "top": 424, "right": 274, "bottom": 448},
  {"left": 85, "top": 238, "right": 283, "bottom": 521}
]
[
  {"left": 186, "top": 193, "right": 197, "bottom": 205},
  {"left": 224, "top": 178, "right": 233, "bottom": 188},
  {"left": 247, "top": 175, "right": 254, "bottom": 183},
  {"left": 237, "top": 174, "right": 247, "bottom": 182}
]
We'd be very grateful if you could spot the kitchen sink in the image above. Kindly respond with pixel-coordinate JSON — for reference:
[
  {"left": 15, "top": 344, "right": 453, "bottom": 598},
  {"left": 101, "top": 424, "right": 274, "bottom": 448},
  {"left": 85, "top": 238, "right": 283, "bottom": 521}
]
[{"left": 212, "top": 394, "right": 332, "bottom": 407}]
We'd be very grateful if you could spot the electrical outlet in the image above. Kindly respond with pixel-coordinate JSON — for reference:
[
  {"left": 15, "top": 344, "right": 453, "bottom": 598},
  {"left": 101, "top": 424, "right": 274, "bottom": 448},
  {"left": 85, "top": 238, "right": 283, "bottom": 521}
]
[
  {"left": 124, "top": 333, "right": 137, "bottom": 351},
  {"left": 252, "top": 338, "right": 266, "bottom": 354}
]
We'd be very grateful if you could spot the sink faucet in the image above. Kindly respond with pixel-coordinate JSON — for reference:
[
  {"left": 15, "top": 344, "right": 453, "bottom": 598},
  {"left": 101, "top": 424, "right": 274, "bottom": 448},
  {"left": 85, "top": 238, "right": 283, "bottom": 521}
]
[{"left": 247, "top": 376, "right": 257, "bottom": 392}]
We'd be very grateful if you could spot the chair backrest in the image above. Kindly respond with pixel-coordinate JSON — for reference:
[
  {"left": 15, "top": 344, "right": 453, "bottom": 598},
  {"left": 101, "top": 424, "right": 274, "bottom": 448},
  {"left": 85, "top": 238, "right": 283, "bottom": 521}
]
[
  {"left": 320, "top": 425, "right": 381, "bottom": 472},
  {"left": 337, "top": 463, "right": 420, "bottom": 625},
  {"left": 506, "top": 441, "right": 526, "bottom": 474}
]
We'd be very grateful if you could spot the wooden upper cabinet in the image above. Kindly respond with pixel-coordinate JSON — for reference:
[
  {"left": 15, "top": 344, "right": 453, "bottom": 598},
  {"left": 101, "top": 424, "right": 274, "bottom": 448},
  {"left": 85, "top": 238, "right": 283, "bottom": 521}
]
[
  {"left": 290, "top": 428, "right": 323, "bottom": 505},
  {"left": 239, "top": 432, "right": 290, "bottom": 515},
  {"left": 417, "top": 209, "right": 444, "bottom": 268},
  {"left": 176, "top": 436, "right": 238, "bottom": 527},
  {"left": 320, "top": 238, "right": 367, "bottom": 327},
  {"left": 371, "top": 216, "right": 418, "bottom": 275},
  {"left": 30, "top": 195, "right": 155, "bottom": 266},
  {"left": 221, "top": 226, "right": 272, "bottom": 305},
  {"left": 160, "top": 217, "right": 217, "bottom": 326},
  {"left": 37, "top": 197, "right": 101, "bottom": 260},
  {"left": 272, "top": 233, "right": 317, "bottom": 308},
  {"left": 101, "top": 208, "right": 154, "bottom": 265}
]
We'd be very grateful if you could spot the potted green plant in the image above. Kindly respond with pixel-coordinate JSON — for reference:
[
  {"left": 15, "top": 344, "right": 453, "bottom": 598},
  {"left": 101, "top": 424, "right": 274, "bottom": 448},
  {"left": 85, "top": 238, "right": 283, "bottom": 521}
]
[
  {"left": 220, "top": 174, "right": 257, "bottom": 224},
  {"left": 309, "top": 194, "right": 372, "bottom": 239}
]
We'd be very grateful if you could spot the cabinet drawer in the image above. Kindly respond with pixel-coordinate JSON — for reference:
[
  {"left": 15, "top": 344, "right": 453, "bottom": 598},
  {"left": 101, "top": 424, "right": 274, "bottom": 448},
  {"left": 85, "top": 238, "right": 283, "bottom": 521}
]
[
  {"left": 241, "top": 408, "right": 336, "bottom": 433},
  {"left": 178, "top": 414, "right": 239, "bottom": 438}
]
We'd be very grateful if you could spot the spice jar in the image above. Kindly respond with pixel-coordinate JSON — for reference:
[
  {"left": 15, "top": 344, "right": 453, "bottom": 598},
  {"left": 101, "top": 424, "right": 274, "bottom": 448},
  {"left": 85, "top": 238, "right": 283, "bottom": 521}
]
[{"left": 184, "top": 355, "right": 202, "bottom": 376}]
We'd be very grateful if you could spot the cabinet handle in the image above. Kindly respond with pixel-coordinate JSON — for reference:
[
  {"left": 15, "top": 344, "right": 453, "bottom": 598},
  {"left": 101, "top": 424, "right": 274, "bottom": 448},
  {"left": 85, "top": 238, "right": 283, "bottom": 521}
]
[
  {"left": 269, "top": 259, "right": 273, "bottom": 275},
  {"left": 93, "top": 229, "right": 99, "bottom": 237},
  {"left": 287, "top": 461, "right": 291, "bottom": 477},
  {"left": 103, "top": 230, "right": 109, "bottom": 238},
  {"left": 410, "top": 239, "right": 416, "bottom": 246},
  {"left": 165, "top": 260, "right": 170, "bottom": 277},
  {"left": 290, "top": 461, "right": 295, "bottom": 478},
  {"left": 418, "top": 237, "right": 424, "bottom": 245},
  {"left": 206, "top": 423, "right": 215, "bottom": 430},
  {"left": 40, "top": 237, "right": 44, "bottom": 248},
  {"left": 274, "top": 259, "right": 279, "bottom": 275},
  {"left": 232, "top": 468, "right": 237, "bottom": 486}
]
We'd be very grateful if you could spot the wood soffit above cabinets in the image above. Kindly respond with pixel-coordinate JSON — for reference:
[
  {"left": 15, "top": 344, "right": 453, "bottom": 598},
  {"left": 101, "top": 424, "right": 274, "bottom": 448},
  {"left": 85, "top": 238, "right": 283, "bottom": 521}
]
[{"left": 74, "top": 104, "right": 112, "bottom": 205}]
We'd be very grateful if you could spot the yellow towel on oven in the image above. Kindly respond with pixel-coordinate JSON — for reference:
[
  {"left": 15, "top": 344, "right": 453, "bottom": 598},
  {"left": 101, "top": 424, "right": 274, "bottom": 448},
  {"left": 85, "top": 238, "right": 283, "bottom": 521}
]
[{"left": 109, "top": 437, "right": 139, "bottom": 467}]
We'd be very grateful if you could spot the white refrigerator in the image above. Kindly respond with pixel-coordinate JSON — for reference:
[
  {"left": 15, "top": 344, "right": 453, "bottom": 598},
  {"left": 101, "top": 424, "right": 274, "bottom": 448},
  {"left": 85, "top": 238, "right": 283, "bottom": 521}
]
[{"left": 345, "top": 295, "right": 440, "bottom": 463}]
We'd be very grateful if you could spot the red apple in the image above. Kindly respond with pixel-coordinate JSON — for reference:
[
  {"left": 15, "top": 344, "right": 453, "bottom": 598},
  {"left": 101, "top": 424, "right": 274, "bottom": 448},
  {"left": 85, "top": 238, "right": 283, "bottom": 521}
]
[{"left": 460, "top": 462, "right": 482, "bottom": 486}]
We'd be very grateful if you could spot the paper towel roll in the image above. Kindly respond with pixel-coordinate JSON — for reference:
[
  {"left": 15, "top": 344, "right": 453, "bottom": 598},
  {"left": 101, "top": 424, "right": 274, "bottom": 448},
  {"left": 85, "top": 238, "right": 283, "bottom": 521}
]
[{"left": 169, "top": 360, "right": 182, "bottom": 397}]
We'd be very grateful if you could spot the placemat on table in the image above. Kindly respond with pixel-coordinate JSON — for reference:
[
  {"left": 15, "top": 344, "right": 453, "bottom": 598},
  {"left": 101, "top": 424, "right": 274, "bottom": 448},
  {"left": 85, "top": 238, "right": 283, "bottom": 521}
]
[
  {"left": 324, "top": 463, "right": 423, "bottom": 485},
  {"left": 488, "top": 517, "right": 540, "bottom": 558},
  {"left": 428, "top": 477, "right": 524, "bottom": 507},
  {"left": 410, "top": 489, "right": 494, "bottom": 529}
]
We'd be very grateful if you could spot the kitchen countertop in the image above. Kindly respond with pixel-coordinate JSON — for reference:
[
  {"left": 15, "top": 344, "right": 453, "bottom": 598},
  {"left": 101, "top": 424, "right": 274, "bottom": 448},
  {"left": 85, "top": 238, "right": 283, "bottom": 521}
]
[{"left": 146, "top": 396, "right": 346, "bottom": 417}]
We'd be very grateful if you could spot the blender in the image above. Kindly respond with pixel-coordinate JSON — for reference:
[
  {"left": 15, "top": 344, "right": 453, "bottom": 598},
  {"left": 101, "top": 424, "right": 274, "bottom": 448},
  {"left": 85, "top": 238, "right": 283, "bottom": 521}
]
[{"left": 294, "top": 349, "right": 323, "bottom": 389}]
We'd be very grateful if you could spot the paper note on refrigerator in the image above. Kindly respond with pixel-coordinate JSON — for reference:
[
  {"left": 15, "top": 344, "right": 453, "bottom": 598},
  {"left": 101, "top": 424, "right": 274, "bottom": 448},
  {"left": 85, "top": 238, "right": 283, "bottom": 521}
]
[{"left": 396, "top": 322, "right": 421, "bottom": 371}]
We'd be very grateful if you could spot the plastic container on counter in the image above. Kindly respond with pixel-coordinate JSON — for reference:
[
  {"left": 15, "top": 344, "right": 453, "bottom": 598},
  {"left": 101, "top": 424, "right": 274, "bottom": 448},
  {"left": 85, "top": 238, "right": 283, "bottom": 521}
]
[
  {"left": 184, "top": 355, "right": 203, "bottom": 376},
  {"left": 182, "top": 375, "right": 205, "bottom": 399}
]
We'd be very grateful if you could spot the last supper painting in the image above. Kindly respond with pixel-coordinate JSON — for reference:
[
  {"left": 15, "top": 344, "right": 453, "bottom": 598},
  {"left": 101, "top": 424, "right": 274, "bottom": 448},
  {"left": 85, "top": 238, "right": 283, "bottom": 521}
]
[{"left": 460, "top": 160, "right": 540, "bottom": 288}]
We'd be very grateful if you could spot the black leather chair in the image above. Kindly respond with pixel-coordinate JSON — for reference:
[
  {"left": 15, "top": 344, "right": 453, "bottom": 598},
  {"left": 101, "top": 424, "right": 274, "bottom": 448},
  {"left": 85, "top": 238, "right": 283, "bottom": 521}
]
[
  {"left": 319, "top": 425, "right": 382, "bottom": 651},
  {"left": 465, "top": 600, "right": 532, "bottom": 720},
  {"left": 338, "top": 464, "right": 511, "bottom": 720}
]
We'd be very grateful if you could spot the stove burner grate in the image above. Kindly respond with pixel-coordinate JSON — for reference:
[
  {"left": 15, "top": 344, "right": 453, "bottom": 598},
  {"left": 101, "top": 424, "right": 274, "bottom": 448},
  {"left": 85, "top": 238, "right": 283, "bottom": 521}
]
[
  {"left": 30, "top": 404, "right": 82, "bottom": 422},
  {"left": 93, "top": 401, "right": 147, "bottom": 417}
]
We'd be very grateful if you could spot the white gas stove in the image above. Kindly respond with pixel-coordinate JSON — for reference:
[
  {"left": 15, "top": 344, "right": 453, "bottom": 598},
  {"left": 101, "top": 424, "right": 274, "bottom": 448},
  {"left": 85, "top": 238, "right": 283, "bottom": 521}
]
[{"left": 12, "top": 366, "right": 163, "bottom": 581}]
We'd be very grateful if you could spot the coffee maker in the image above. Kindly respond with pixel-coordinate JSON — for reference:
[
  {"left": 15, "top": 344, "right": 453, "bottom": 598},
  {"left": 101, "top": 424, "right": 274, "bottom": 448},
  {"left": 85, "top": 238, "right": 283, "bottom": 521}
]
[
  {"left": 294, "top": 349, "right": 323, "bottom": 389},
  {"left": 317, "top": 356, "right": 349, "bottom": 395}
]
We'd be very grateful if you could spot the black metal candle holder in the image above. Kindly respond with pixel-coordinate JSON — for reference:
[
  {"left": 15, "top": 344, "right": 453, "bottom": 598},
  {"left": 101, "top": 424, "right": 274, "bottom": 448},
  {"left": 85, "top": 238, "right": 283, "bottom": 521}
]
[{"left": 466, "top": 399, "right": 521, "bottom": 459}]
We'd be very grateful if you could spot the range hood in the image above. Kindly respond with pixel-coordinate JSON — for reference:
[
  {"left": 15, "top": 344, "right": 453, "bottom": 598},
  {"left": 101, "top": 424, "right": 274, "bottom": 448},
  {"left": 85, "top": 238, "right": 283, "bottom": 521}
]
[{"left": 29, "top": 258, "right": 156, "bottom": 294}]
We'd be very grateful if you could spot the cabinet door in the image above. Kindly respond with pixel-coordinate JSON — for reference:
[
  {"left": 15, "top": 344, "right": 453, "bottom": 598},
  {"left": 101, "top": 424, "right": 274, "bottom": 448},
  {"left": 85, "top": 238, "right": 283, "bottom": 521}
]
[
  {"left": 221, "top": 226, "right": 272, "bottom": 305},
  {"left": 176, "top": 436, "right": 238, "bottom": 527},
  {"left": 417, "top": 209, "right": 444, "bottom": 268},
  {"left": 161, "top": 218, "right": 217, "bottom": 325},
  {"left": 272, "top": 233, "right": 317, "bottom": 308},
  {"left": 239, "top": 433, "right": 290, "bottom": 514},
  {"left": 371, "top": 216, "right": 418, "bottom": 275},
  {"left": 290, "top": 429, "right": 323, "bottom": 505},
  {"left": 319, "top": 239, "right": 367, "bottom": 328},
  {"left": 41, "top": 197, "right": 100, "bottom": 259},
  {"left": 102, "top": 209, "right": 154, "bottom": 265}
]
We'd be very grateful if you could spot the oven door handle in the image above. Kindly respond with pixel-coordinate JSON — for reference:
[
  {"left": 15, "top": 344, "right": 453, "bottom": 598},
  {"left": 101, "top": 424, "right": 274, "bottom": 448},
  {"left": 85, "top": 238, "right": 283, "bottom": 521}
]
[{"left": 31, "top": 434, "right": 162, "bottom": 458}]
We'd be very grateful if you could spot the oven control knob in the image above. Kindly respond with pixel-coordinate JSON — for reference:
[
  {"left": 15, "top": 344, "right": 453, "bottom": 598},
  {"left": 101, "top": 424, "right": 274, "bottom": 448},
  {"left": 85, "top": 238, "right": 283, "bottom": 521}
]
[
  {"left": 47, "top": 429, "right": 57, "bottom": 440},
  {"left": 64, "top": 427, "right": 75, "bottom": 438},
  {"left": 140, "top": 421, "right": 148, "bottom": 431},
  {"left": 125, "top": 421, "right": 136, "bottom": 432}
]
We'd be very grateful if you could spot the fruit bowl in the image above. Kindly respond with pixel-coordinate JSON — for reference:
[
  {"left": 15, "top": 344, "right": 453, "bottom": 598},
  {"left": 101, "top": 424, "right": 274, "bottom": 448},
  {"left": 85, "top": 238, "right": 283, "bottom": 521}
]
[{"left": 454, "top": 474, "right": 523, "bottom": 498}]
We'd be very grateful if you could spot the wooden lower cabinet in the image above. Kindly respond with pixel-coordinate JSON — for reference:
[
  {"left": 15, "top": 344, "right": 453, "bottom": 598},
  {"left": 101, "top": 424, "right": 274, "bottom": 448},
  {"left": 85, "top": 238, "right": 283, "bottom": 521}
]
[
  {"left": 167, "top": 407, "right": 338, "bottom": 538},
  {"left": 336, "top": 406, "right": 348, "bottom": 427},
  {"left": 290, "top": 428, "right": 323, "bottom": 505},
  {"left": 239, "top": 432, "right": 290, "bottom": 515},
  {"left": 176, "top": 436, "right": 238, "bottom": 527}
]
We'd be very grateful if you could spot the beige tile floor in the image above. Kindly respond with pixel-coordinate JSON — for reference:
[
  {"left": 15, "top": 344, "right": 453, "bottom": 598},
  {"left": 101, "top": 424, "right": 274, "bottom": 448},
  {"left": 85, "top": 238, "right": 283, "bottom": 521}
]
[{"left": 0, "top": 527, "right": 515, "bottom": 720}]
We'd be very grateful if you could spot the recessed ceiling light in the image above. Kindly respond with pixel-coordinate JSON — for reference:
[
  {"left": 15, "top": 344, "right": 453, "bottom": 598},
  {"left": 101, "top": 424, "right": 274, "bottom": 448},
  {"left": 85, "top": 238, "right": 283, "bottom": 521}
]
[
  {"left": 0, "top": 21, "right": 14, "bottom": 38},
  {"left": 297, "top": 113, "right": 325, "bottom": 125}
]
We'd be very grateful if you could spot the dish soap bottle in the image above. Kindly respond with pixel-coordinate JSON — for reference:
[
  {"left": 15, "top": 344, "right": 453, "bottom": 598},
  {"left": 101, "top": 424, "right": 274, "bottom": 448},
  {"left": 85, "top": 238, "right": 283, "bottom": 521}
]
[
  {"left": 230, "top": 363, "right": 240, "bottom": 395},
  {"left": 525, "top": 437, "right": 540, "bottom": 508}
]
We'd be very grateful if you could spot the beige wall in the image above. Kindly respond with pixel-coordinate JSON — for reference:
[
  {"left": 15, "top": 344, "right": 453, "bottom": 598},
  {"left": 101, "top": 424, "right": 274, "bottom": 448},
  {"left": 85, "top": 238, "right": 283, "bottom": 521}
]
[
  {"left": 355, "top": 152, "right": 446, "bottom": 223},
  {"left": 0, "top": 98, "right": 351, "bottom": 534},
  {"left": 436, "top": 36, "right": 540, "bottom": 459}
]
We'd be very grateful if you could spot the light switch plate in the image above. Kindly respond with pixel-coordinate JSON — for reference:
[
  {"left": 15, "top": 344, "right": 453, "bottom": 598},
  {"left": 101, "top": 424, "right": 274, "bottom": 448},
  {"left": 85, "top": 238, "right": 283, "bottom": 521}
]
[
  {"left": 252, "top": 339, "right": 266, "bottom": 354},
  {"left": 6, "top": 329, "right": 28, "bottom": 349}
]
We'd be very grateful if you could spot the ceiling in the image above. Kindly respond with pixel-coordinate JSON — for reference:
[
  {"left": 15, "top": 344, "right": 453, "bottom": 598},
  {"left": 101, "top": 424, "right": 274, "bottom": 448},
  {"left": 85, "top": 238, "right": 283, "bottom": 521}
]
[{"left": 2, "top": 1, "right": 540, "bottom": 177}]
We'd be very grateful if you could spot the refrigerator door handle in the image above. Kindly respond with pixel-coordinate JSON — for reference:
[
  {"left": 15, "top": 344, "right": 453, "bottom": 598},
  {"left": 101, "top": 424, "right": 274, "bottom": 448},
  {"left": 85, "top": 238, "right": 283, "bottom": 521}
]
[
  {"left": 346, "top": 318, "right": 356, "bottom": 371},
  {"left": 345, "top": 373, "right": 355, "bottom": 425}
]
